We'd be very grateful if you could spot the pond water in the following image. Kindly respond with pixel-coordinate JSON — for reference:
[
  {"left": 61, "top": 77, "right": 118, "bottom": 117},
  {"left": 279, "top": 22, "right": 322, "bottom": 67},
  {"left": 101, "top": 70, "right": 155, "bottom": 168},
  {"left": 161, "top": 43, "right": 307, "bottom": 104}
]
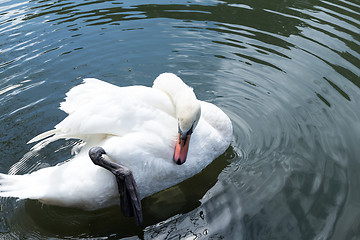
[{"left": 1, "top": 0, "right": 360, "bottom": 239}]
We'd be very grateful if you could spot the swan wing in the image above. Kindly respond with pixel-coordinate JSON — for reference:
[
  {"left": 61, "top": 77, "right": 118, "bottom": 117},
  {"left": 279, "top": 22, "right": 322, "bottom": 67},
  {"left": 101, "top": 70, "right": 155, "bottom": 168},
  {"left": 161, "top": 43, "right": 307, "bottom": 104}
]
[{"left": 29, "top": 78, "right": 175, "bottom": 147}]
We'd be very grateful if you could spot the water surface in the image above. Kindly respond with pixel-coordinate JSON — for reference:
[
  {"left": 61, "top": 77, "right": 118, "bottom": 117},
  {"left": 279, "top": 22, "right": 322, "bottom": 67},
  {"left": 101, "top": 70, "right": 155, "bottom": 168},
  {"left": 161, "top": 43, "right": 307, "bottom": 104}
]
[{"left": 1, "top": 0, "right": 360, "bottom": 239}]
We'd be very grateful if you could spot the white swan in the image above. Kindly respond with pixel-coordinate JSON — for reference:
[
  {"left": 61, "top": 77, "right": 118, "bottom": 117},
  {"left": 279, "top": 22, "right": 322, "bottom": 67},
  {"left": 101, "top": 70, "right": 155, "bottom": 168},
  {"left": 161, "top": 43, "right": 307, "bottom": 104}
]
[{"left": 0, "top": 73, "right": 232, "bottom": 225}]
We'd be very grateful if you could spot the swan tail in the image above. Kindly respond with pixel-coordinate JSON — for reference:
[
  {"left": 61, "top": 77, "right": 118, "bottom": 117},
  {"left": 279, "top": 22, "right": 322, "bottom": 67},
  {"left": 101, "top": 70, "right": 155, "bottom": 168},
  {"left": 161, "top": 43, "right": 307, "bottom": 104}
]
[
  {"left": 0, "top": 173, "right": 43, "bottom": 200},
  {"left": 28, "top": 129, "right": 58, "bottom": 144},
  {"left": 27, "top": 129, "right": 67, "bottom": 151}
]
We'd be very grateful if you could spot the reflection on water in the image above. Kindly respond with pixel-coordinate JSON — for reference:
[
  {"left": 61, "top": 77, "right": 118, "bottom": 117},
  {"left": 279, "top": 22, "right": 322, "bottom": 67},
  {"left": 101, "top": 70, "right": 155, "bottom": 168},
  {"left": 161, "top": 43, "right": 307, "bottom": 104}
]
[{"left": 1, "top": 0, "right": 359, "bottom": 239}]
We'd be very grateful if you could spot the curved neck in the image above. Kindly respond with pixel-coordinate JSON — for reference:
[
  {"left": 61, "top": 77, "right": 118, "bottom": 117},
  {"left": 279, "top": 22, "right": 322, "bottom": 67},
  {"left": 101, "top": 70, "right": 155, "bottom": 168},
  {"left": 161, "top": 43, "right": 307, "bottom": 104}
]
[
  {"left": 152, "top": 73, "right": 201, "bottom": 133},
  {"left": 152, "top": 73, "right": 196, "bottom": 107}
]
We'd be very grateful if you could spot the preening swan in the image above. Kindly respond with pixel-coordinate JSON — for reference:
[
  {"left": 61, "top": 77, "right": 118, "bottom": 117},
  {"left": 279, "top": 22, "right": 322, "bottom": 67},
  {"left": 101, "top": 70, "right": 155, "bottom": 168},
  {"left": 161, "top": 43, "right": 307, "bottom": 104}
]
[{"left": 0, "top": 73, "right": 232, "bottom": 226}]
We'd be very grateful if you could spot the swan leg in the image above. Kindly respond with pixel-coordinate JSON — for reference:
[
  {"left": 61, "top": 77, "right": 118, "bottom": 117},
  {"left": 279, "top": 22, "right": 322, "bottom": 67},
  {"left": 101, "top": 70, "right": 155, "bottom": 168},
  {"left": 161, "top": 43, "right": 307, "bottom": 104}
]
[{"left": 89, "top": 146, "right": 143, "bottom": 226}]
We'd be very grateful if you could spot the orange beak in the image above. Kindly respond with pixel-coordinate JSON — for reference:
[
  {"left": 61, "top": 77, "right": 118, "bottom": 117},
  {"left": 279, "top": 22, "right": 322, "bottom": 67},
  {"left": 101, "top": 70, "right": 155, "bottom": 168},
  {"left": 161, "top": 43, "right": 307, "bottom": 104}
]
[{"left": 173, "top": 133, "right": 191, "bottom": 165}]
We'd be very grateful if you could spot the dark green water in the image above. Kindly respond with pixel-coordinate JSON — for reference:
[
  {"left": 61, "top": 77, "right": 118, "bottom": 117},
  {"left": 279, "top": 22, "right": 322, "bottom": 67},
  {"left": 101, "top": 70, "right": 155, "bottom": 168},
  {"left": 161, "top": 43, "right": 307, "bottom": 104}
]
[{"left": 1, "top": 0, "right": 359, "bottom": 239}]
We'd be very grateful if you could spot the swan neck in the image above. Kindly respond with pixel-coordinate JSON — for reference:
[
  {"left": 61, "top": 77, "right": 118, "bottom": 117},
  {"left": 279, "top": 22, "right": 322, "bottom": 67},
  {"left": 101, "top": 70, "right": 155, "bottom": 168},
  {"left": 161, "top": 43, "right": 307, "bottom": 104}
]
[{"left": 152, "top": 73, "right": 196, "bottom": 107}]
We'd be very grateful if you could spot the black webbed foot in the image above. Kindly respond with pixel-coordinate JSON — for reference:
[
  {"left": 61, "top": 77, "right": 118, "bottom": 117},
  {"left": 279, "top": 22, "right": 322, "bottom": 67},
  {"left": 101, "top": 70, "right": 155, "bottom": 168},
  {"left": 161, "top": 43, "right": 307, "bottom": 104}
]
[{"left": 89, "top": 146, "right": 143, "bottom": 226}]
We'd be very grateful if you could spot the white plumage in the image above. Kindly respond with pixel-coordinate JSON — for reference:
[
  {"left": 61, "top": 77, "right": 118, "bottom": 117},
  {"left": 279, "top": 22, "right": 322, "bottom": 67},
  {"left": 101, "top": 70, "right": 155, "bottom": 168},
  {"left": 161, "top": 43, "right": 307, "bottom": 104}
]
[{"left": 0, "top": 73, "right": 232, "bottom": 210}]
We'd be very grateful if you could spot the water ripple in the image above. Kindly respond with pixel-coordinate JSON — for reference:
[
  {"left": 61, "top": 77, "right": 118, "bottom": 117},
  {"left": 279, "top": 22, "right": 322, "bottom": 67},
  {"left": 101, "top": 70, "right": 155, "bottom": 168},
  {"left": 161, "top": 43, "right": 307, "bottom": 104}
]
[{"left": 0, "top": 0, "right": 359, "bottom": 239}]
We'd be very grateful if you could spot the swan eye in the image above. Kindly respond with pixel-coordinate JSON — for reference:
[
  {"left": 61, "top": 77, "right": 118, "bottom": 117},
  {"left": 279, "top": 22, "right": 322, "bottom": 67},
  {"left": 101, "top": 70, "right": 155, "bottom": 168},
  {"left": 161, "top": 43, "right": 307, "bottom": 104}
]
[{"left": 177, "top": 120, "right": 196, "bottom": 139}]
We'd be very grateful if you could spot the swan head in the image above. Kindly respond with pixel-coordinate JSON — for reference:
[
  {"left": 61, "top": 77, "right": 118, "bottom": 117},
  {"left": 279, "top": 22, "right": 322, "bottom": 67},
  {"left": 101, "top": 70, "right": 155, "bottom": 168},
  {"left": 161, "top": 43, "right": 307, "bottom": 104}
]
[
  {"left": 153, "top": 73, "right": 201, "bottom": 165},
  {"left": 174, "top": 99, "right": 201, "bottom": 165}
]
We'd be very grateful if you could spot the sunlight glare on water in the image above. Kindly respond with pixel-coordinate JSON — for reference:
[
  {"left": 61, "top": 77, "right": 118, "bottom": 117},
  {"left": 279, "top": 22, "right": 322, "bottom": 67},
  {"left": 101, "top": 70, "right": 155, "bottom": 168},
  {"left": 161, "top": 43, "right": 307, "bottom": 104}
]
[{"left": 0, "top": 0, "right": 359, "bottom": 239}]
